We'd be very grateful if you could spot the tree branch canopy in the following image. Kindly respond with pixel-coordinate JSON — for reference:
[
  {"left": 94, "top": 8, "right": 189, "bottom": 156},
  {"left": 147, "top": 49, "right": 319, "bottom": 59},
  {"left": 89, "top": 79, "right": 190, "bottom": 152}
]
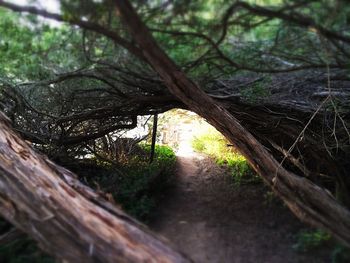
[
  {"left": 0, "top": 0, "right": 145, "bottom": 60},
  {"left": 115, "top": 0, "right": 350, "bottom": 246},
  {"left": 0, "top": 0, "right": 349, "bottom": 260}
]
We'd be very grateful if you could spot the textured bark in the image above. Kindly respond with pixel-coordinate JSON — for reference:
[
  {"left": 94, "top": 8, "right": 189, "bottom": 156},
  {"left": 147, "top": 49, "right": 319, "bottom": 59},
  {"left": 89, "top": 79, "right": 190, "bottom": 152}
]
[
  {"left": 115, "top": 1, "right": 350, "bottom": 246},
  {"left": 0, "top": 112, "right": 191, "bottom": 263}
]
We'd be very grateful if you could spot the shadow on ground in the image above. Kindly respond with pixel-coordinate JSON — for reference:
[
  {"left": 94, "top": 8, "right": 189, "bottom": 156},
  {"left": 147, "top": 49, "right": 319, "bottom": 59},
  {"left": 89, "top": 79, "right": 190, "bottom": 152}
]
[{"left": 149, "top": 152, "right": 330, "bottom": 263}]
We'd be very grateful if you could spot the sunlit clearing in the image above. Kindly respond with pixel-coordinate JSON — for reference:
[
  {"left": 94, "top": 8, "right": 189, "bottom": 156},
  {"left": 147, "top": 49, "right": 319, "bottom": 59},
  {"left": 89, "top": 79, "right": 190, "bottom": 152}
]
[{"left": 158, "top": 109, "right": 218, "bottom": 158}]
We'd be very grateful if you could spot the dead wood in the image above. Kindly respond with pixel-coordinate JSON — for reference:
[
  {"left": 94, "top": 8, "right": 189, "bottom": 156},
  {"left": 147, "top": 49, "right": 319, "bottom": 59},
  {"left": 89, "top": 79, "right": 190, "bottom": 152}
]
[{"left": 0, "top": 112, "right": 191, "bottom": 263}]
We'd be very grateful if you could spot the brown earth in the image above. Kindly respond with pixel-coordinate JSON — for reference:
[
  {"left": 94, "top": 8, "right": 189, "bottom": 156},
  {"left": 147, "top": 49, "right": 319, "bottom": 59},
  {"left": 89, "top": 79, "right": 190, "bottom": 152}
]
[{"left": 149, "top": 154, "right": 331, "bottom": 263}]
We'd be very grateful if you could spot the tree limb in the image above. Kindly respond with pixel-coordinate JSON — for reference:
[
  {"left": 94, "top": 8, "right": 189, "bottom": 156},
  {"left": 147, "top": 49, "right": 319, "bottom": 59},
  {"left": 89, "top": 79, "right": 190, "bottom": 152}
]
[{"left": 0, "top": 112, "right": 191, "bottom": 262}]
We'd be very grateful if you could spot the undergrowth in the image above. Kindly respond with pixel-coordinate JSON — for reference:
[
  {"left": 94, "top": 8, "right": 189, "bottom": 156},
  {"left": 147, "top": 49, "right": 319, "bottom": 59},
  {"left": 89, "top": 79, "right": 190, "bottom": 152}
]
[
  {"left": 0, "top": 219, "right": 54, "bottom": 263},
  {"left": 191, "top": 129, "right": 261, "bottom": 185},
  {"left": 0, "top": 238, "right": 54, "bottom": 263},
  {"left": 76, "top": 144, "right": 176, "bottom": 221},
  {"left": 293, "top": 229, "right": 332, "bottom": 252},
  {"left": 294, "top": 229, "right": 350, "bottom": 263}
]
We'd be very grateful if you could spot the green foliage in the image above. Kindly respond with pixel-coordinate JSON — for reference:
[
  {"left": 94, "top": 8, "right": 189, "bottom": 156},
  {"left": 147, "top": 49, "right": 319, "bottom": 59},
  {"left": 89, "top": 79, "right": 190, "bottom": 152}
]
[
  {"left": 0, "top": 237, "right": 55, "bottom": 263},
  {"left": 293, "top": 229, "right": 350, "bottom": 263},
  {"left": 331, "top": 244, "right": 350, "bottom": 263},
  {"left": 192, "top": 129, "right": 232, "bottom": 160},
  {"left": 79, "top": 144, "right": 176, "bottom": 221},
  {"left": 0, "top": 9, "right": 84, "bottom": 81},
  {"left": 240, "top": 78, "right": 271, "bottom": 103},
  {"left": 112, "top": 145, "right": 176, "bottom": 220},
  {"left": 140, "top": 144, "right": 177, "bottom": 167},
  {"left": 0, "top": 219, "right": 54, "bottom": 262},
  {"left": 192, "top": 129, "right": 260, "bottom": 185},
  {"left": 293, "top": 229, "right": 331, "bottom": 252}
]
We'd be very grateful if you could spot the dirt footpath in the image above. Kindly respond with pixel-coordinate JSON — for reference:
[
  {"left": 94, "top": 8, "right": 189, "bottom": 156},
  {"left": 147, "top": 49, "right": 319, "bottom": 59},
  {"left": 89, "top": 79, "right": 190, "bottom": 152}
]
[{"left": 149, "top": 154, "right": 330, "bottom": 263}]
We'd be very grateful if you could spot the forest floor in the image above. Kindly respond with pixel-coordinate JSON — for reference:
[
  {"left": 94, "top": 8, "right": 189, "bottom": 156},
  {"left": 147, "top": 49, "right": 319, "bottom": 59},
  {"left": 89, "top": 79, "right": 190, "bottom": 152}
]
[{"left": 149, "top": 152, "right": 331, "bottom": 263}]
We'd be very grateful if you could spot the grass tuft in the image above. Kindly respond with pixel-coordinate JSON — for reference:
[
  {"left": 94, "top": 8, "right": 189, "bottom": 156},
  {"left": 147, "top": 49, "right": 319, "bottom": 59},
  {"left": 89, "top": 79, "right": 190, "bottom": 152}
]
[{"left": 191, "top": 129, "right": 261, "bottom": 185}]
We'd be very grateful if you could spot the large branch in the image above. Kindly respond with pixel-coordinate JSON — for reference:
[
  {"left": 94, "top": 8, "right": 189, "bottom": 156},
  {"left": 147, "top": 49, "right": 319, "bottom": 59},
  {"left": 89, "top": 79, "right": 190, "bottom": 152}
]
[
  {"left": 115, "top": 1, "right": 350, "bottom": 246},
  {"left": 0, "top": 112, "right": 191, "bottom": 262}
]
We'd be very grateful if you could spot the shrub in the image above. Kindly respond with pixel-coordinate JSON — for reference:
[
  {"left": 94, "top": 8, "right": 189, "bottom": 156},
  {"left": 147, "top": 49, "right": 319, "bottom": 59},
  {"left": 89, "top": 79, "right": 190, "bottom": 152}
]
[
  {"left": 293, "top": 229, "right": 331, "bottom": 252},
  {"left": 293, "top": 229, "right": 350, "bottom": 263},
  {"left": 0, "top": 219, "right": 54, "bottom": 263},
  {"left": 331, "top": 244, "right": 350, "bottom": 263},
  {"left": 76, "top": 144, "right": 176, "bottom": 221},
  {"left": 0, "top": 237, "right": 54, "bottom": 263}
]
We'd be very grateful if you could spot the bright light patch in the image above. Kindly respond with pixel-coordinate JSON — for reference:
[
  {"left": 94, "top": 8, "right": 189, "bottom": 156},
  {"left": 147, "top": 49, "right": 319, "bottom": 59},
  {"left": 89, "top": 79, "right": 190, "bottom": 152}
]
[{"left": 8, "top": 0, "right": 61, "bottom": 26}]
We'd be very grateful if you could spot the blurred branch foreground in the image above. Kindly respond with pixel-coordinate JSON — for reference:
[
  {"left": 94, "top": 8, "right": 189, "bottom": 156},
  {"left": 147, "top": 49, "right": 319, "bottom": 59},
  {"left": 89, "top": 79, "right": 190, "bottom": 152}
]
[
  {"left": 0, "top": 0, "right": 350, "bottom": 261},
  {"left": 0, "top": 112, "right": 190, "bottom": 262}
]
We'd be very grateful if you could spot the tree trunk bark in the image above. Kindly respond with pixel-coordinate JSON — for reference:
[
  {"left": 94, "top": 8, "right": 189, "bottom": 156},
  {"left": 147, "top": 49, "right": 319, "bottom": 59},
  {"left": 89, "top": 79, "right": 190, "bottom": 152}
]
[
  {"left": 0, "top": 112, "right": 191, "bottom": 263},
  {"left": 115, "top": 1, "right": 350, "bottom": 246}
]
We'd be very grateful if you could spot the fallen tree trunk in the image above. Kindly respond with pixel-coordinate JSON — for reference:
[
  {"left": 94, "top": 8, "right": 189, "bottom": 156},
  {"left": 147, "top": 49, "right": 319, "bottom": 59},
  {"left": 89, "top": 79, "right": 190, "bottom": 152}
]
[
  {"left": 115, "top": 1, "right": 350, "bottom": 246},
  {"left": 0, "top": 112, "right": 191, "bottom": 262}
]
